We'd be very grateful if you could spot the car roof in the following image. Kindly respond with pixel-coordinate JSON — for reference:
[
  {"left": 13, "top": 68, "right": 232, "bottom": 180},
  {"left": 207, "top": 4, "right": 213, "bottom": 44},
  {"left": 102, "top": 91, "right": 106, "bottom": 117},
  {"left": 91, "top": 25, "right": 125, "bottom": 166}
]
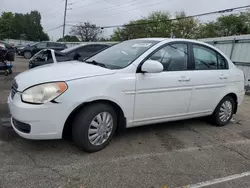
[
  {"left": 38, "top": 41, "right": 64, "bottom": 44},
  {"left": 77, "top": 43, "right": 112, "bottom": 47},
  {"left": 132, "top": 37, "right": 210, "bottom": 44},
  {"left": 60, "top": 43, "right": 112, "bottom": 54},
  {"left": 134, "top": 37, "right": 220, "bottom": 49},
  {"left": 132, "top": 38, "right": 167, "bottom": 42}
]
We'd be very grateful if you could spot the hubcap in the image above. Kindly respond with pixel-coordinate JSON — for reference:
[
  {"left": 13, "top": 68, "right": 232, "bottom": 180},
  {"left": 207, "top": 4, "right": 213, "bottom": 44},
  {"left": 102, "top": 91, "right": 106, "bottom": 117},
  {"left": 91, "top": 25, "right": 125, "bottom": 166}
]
[
  {"left": 24, "top": 52, "right": 31, "bottom": 58},
  {"left": 219, "top": 101, "right": 233, "bottom": 122},
  {"left": 88, "top": 112, "right": 113, "bottom": 146}
]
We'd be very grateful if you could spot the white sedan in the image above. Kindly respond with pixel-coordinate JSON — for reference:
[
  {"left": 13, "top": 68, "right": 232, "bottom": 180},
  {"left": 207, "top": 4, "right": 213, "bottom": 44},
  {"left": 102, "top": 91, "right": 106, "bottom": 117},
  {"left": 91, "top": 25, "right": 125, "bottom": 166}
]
[{"left": 8, "top": 38, "right": 245, "bottom": 152}]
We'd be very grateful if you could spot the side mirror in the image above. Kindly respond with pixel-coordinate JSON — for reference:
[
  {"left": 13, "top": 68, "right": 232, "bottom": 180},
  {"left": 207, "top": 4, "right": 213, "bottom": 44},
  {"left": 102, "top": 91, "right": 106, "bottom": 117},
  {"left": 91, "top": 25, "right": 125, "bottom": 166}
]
[{"left": 141, "top": 60, "right": 163, "bottom": 73}]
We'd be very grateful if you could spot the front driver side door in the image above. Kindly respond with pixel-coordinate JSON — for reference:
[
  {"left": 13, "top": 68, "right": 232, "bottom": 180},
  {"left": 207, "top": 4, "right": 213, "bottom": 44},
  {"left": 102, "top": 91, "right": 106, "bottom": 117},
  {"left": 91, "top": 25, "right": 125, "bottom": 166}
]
[{"left": 133, "top": 43, "right": 194, "bottom": 126}]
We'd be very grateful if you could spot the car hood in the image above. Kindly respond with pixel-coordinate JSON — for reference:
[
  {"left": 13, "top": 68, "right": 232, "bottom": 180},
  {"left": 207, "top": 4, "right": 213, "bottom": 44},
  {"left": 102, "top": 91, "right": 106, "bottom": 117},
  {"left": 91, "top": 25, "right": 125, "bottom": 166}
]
[{"left": 15, "top": 61, "right": 116, "bottom": 91}]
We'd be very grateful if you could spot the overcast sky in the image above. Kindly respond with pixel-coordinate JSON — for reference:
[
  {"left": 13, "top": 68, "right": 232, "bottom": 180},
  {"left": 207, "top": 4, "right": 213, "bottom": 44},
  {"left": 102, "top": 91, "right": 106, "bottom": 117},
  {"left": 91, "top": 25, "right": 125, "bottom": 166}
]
[{"left": 1, "top": 0, "right": 250, "bottom": 40}]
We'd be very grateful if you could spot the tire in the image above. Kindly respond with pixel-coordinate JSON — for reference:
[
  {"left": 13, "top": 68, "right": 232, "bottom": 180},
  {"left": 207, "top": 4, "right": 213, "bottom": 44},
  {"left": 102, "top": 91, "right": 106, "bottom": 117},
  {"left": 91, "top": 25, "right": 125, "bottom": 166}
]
[
  {"left": 23, "top": 51, "right": 32, "bottom": 59},
  {"left": 9, "top": 69, "right": 12, "bottom": 74},
  {"left": 72, "top": 103, "right": 117, "bottom": 153},
  {"left": 4, "top": 71, "right": 8, "bottom": 76},
  {"left": 211, "top": 96, "right": 235, "bottom": 127}
]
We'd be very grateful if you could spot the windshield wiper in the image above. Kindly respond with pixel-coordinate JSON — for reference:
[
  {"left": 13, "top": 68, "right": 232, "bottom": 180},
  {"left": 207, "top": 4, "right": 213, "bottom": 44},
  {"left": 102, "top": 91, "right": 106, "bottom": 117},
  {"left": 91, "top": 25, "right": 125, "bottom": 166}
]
[{"left": 84, "top": 60, "right": 106, "bottom": 68}]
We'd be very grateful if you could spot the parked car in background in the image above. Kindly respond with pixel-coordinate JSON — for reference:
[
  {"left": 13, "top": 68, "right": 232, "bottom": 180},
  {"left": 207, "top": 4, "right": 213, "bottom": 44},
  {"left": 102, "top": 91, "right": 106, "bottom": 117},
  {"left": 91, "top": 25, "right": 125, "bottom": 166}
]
[
  {"left": 8, "top": 38, "right": 245, "bottom": 152},
  {"left": 28, "top": 43, "right": 113, "bottom": 69},
  {"left": 19, "top": 41, "right": 67, "bottom": 59},
  {"left": 0, "top": 40, "right": 14, "bottom": 50},
  {"left": 16, "top": 42, "right": 36, "bottom": 53}
]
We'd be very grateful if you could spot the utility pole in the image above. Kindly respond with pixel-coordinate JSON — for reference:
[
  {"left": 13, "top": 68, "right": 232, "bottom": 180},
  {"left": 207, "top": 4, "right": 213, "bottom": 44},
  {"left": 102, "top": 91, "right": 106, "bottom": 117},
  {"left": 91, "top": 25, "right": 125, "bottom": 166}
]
[{"left": 62, "top": 0, "right": 68, "bottom": 40}]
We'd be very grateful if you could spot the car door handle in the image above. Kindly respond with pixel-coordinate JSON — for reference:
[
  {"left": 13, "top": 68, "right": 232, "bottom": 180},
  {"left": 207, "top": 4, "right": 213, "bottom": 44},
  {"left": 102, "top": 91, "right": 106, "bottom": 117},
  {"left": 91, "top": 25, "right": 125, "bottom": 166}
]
[
  {"left": 178, "top": 77, "right": 191, "bottom": 82},
  {"left": 219, "top": 75, "right": 227, "bottom": 79}
]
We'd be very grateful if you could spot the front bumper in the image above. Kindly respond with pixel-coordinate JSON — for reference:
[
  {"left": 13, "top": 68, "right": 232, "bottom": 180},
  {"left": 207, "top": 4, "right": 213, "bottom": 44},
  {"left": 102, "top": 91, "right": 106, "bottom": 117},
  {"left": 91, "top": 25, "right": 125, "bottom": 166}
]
[{"left": 8, "top": 93, "right": 72, "bottom": 140}]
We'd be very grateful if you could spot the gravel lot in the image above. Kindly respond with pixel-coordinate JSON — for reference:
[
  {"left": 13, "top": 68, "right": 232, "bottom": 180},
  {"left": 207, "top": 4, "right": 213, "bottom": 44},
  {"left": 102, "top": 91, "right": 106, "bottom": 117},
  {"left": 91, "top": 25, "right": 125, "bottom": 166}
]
[{"left": 1, "top": 58, "right": 250, "bottom": 188}]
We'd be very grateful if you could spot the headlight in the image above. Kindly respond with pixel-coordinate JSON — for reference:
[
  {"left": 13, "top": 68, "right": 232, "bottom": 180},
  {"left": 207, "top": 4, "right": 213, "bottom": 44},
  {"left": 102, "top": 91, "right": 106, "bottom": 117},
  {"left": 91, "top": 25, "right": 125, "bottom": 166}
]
[
  {"left": 19, "top": 47, "right": 24, "bottom": 50},
  {"left": 22, "top": 82, "right": 68, "bottom": 104}
]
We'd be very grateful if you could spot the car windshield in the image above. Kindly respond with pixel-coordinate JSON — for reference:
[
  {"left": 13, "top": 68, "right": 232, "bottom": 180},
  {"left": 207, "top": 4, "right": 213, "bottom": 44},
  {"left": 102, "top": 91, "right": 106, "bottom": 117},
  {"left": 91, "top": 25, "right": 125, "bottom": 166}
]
[{"left": 85, "top": 40, "right": 159, "bottom": 69}]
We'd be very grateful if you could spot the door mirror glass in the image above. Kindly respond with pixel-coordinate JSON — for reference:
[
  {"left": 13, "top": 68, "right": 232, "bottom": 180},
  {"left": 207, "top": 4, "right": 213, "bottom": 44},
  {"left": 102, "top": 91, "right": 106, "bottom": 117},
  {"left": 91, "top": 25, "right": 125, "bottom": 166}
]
[{"left": 141, "top": 60, "right": 163, "bottom": 73}]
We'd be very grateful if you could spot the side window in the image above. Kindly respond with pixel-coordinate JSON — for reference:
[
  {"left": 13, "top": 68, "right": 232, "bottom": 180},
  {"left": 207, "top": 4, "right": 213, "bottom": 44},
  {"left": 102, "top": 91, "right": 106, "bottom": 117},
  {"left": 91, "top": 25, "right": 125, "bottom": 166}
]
[
  {"left": 36, "top": 42, "right": 47, "bottom": 48},
  {"left": 148, "top": 43, "right": 188, "bottom": 71},
  {"left": 76, "top": 46, "right": 88, "bottom": 55},
  {"left": 94, "top": 45, "right": 108, "bottom": 51},
  {"left": 55, "top": 43, "right": 63, "bottom": 47},
  {"left": 193, "top": 45, "right": 222, "bottom": 70},
  {"left": 83, "top": 45, "right": 98, "bottom": 53},
  {"left": 218, "top": 54, "right": 228, "bottom": 69},
  {"left": 47, "top": 43, "right": 54, "bottom": 48},
  {"left": 48, "top": 42, "right": 62, "bottom": 48}
]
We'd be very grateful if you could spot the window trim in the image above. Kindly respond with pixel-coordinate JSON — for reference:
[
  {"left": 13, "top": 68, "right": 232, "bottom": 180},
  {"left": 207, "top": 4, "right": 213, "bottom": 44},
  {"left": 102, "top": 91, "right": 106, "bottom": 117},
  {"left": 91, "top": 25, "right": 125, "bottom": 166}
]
[
  {"left": 137, "top": 41, "right": 192, "bottom": 73},
  {"left": 190, "top": 43, "right": 229, "bottom": 71},
  {"left": 217, "top": 53, "right": 229, "bottom": 70}
]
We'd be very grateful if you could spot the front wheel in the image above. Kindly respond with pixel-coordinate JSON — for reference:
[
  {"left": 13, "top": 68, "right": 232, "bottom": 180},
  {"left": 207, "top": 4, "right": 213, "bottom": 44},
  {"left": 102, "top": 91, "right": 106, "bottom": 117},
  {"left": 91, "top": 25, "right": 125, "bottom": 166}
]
[
  {"left": 72, "top": 103, "right": 117, "bottom": 152},
  {"left": 211, "top": 96, "right": 235, "bottom": 126}
]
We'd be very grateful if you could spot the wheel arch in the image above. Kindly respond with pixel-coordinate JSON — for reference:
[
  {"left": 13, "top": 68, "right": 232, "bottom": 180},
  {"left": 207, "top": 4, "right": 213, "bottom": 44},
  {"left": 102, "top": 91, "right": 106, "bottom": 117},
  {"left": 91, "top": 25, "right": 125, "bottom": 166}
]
[
  {"left": 62, "top": 99, "right": 127, "bottom": 139},
  {"left": 225, "top": 93, "right": 238, "bottom": 114}
]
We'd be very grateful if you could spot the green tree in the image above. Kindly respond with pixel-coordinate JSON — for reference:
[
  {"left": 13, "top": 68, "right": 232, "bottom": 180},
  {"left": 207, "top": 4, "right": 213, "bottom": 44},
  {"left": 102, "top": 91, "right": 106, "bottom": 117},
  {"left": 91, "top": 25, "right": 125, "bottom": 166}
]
[
  {"left": 0, "top": 11, "right": 49, "bottom": 41},
  {"left": 110, "top": 11, "right": 199, "bottom": 40},
  {"left": 0, "top": 12, "right": 14, "bottom": 39},
  {"left": 111, "top": 11, "right": 172, "bottom": 41},
  {"left": 195, "top": 12, "right": 250, "bottom": 38},
  {"left": 70, "top": 22, "right": 102, "bottom": 42},
  {"left": 57, "top": 35, "right": 80, "bottom": 42},
  {"left": 111, "top": 11, "right": 250, "bottom": 40},
  {"left": 172, "top": 11, "right": 199, "bottom": 38}
]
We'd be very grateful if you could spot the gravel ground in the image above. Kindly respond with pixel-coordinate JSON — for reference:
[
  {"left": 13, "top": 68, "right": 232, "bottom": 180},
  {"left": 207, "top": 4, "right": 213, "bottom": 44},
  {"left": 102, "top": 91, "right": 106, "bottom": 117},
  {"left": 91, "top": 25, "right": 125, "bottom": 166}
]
[{"left": 0, "top": 57, "right": 250, "bottom": 188}]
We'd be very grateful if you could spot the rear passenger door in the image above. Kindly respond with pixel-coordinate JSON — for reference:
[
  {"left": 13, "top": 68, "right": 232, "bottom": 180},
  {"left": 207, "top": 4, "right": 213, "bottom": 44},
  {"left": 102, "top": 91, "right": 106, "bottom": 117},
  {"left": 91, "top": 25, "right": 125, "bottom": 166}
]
[{"left": 188, "top": 43, "right": 229, "bottom": 114}]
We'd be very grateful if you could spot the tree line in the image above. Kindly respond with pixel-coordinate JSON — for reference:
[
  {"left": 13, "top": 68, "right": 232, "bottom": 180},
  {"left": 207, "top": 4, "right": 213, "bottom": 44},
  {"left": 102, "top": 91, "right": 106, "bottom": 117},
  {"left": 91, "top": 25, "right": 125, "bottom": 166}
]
[
  {"left": 1, "top": 10, "right": 250, "bottom": 42},
  {"left": 0, "top": 11, "right": 49, "bottom": 41},
  {"left": 61, "top": 11, "right": 250, "bottom": 42},
  {"left": 111, "top": 11, "right": 250, "bottom": 41}
]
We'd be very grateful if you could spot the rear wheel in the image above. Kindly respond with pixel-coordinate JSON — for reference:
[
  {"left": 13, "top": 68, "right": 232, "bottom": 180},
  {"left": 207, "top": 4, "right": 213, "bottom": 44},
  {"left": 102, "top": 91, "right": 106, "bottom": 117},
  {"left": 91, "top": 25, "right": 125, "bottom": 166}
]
[
  {"left": 24, "top": 51, "right": 32, "bottom": 59},
  {"left": 72, "top": 103, "right": 117, "bottom": 152},
  {"left": 211, "top": 96, "right": 235, "bottom": 126}
]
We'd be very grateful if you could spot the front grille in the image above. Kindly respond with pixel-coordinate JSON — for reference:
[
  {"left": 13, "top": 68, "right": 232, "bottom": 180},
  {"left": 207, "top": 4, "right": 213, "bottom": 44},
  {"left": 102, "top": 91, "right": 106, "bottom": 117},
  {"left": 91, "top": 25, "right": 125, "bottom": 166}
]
[
  {"left": 12, "top": 118, "right": 31, "bottom": 133},
  {"left": 11, "top": 80, "right": 18, "bottom": 99}
]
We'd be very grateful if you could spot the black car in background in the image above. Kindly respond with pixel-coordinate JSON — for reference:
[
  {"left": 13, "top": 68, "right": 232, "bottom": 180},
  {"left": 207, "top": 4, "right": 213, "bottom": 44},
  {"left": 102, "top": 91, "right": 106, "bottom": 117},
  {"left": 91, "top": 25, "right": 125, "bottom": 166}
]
[
  {"left": 18, "top": 41, "right": 67, "bottom": 59},
  {"left": 28, "top": 43, "right": 113, "bottom": 69}
]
